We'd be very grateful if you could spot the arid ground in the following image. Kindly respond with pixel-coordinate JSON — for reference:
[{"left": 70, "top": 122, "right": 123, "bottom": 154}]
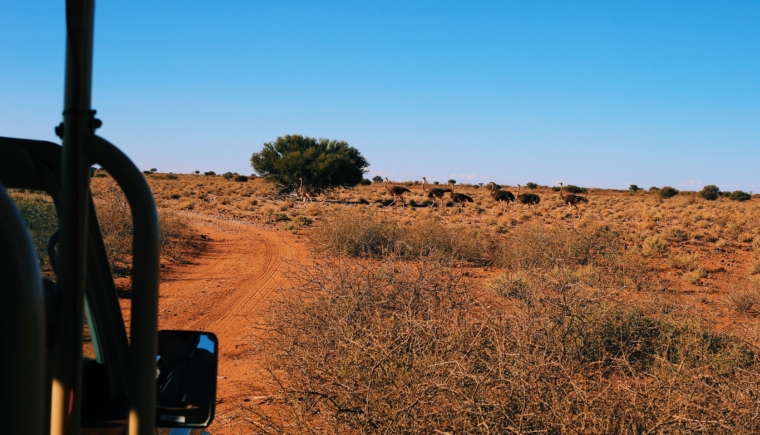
[{"left": 12, "top": 174, "right": 760, "bottom": 434}]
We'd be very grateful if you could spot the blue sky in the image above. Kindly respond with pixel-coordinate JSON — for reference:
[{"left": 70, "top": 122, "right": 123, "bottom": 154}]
[{"left": 2, "top": 1, "right": 758, "bottom": 190}]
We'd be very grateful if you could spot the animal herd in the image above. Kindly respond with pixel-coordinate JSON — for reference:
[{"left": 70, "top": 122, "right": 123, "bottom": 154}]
[
  {"left": 297, "top": 176, "right": 589, "bottom": 216},
  {"left": 387, "top": 177, "right": 588, "bottom": 216}
]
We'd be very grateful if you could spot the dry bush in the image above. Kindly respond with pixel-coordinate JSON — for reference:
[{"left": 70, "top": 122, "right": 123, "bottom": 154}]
[
  {"left": 253, "top": 259, "right": 760, "bottom": 434},
  {"left": 663, "top": 226, "right": 689, "bottom": 242},
  {"left": 726, "top": 291, "right": 758, "bottom": 315},
  {"left": 310, "top": 208, "right": 489, "bottom": 263},
  {"left": 738, "top": 232, "right": 755, "bottom": 243},
  {"left": 682, "top": 268, "right": 707, "bottom": 284},
  {"left": 92, "top": 185, "right": 195, "bottom": 271},
  {"left": 13, "top": 192, "right": 58, "bottom": 270},
  {"left": 642, "top": 235, "right": 668, "bottom": 257},
  {"left": 669, "top": 253, "right": 700, "bottom": 271},
  {"left": 492, "top": 222, "right": 622, "bottom": 272}
]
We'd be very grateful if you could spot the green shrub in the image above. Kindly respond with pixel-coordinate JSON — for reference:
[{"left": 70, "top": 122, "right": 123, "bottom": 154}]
[
  {"left": 565, "top": 184, "right": 587, "bottom": 194},
  {"left": 649, "top": 186, "right": 659, "bottom": 192},
  {"left": 729, "top": 190, "right": 751, "bottom": 201},
  {"left": 659, "top": 186, "right": 679, "bottom": 198},
  {"left": 433, "top": 181, "right": 439, "bottom": 185},
  {"left": 204, "top": 171, "right": 216, "bottom": 176},
  {"left": 447, "top": 179, "right": 456, "bottom": 185},
  {"left": 721, "top": 191, "right": 731, "bottom": 197},
  {"left": 629, "top": 184, "right": 640, "bottom": 192},
  {"left": 551, "top": 186, "right": 561, "bottom": 192},
  {"left": 222, "top": 172, "right": 234, "bottom": 180},
  {"left": 700, "top": 185, "right": 720, "bottom": 200},
  {"left": 525, "top": 182, "right": 538, "bottom": 189},
  {"left": 372, "top": 175, "right": 383, "bottom": 183},
  {"left": 360, "top": 178, "right": 372, "bottom": 186},
  {"left": 234, "top": 175, "right": 248, "bottom": 182}
]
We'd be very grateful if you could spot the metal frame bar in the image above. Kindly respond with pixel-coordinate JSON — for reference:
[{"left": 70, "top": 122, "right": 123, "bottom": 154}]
[
  {"left": 0, "top": 182, "right": 46, "bottom": 435},
  {"left": 86, "top": 136, "right": 159, "bottom": 435}
]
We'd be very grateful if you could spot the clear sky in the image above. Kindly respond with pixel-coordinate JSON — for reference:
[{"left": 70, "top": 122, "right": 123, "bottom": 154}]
[{"left": 2, "top": 1, "right": 758, "bottom": 190}]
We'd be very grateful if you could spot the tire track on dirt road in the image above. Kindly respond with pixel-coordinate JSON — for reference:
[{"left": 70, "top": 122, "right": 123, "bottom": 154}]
[{"left": 155, "top": 214, "right": 312, "bottom": 434}]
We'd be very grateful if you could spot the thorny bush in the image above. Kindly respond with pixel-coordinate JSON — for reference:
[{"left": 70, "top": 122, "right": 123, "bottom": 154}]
[{"left": 252, "top": 222, "right": 760, "bottom": 434}]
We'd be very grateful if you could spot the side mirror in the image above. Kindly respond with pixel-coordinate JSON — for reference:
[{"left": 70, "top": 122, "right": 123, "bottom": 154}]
[{"left": 156, "top": 330, "right": 218, "bottom": 428}]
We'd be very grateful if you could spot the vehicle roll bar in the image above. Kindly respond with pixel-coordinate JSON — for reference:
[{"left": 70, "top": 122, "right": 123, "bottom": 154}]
[
  {"left": 86, "top": 135, "right": 159, "bottom": 435},
  {"left": 0, "top": 182, "right": 46, "bottom": 435}
]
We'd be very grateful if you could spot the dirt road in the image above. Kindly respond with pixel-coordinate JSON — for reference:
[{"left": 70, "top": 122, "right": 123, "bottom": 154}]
[{"left": 157, "top": 213, "right": 311, "bottom": 433}]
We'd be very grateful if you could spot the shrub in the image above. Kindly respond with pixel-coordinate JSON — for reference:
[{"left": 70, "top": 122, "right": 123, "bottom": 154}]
[
  {"left": 203, "top": 171, "right": 216, "bottom": 176},
  {"left": 447, "top": 179, "right": 456, "bottom": 185},
  {"left": 360, "top": 178, "right": 372, "bottom": 186},
  {"left": 16, "top": 196, "right": 58, "bottom": 269},
  {"left": 641, "top": 235, "right": 667, "bottom": 256},
  {"left": 721, "top": 191, "right": 731, "bottom": 197},
  {"left": 669, "top": 253, "right": 699, "bottom": 271},
  {"left": 700, "top": 185, "right": 720, "bottom": 200},
  {"left": 222, "top": 172, "right": 234, "bottom": 180},
  {"left": 551, "top": 186, "right": 561, "bottom": 192},
  {"left": 629, "top": 184, "right": 640, "bottom": 192},
  {"left": 726, "top": 289, "right": 758, "bottom": 315},
  {"left": 142, "top": 170, "right": 151, "bottom": 175},
  {"left": 525, "top": 182, "right": 538, "bottom": 189},
  {"left": 729, "top": 190, "right": 751, "bottom": 201},
  {"left": 433, "top": 181, "right": 439, "bottom": 185},
  {"left": 649, "top": 186, "right": 659, "bottom": 192},
  {"left": 682, "top": 268, "right": 707, "bottom": 284},
  {"left": 250, "top": 134, "right": 369, "bottom": 193},
  {"left": 662, "top": 226, "right": 688, "bottom": 242},
  {"left": 658, "top": 186, "right": 679, "bottom": 198},
  {"left": 256, "top": 259, "right": 760, "bottom": 434},
  {"left": 564, "top": 184, "right": 587, "bottom": 194},
  {"left": 372, "top": 175, "right": 383, "bottom": 183},
  {"left": 311, "top": 209, "right": 487, "bottom": 264},
  {"left": 234, "top": 175, "right": 248, "bottom": 182}
]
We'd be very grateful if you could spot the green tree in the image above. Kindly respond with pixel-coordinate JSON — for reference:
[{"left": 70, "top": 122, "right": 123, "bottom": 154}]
[
  {"left": 250, "top": 135, "right": 369, "bottom": 192},
  {"left": 222, "top": 172, "right": 234, "bottom": 180},
  {"left": 659, "top": 186, "right": 679, "bottom": 199},
  {"left": 699, "top": 185, "right": 720, "bottom": 201},
  {"left": 629, "top": 185, "right": 639, "bottom": 192},
  {"left": 447, "top": 179, "right": 457, "bottom": 185},
  {"left": 372, "top": 175, "right": 383, "bottom": 183},
  {"left": 526, "top": 182, "right": 538, "bottom": 189}
]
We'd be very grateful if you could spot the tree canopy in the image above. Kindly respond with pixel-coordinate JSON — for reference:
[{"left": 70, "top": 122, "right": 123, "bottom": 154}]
[{"left": 251, "top": 135, "right": 369, "bottom": 192}]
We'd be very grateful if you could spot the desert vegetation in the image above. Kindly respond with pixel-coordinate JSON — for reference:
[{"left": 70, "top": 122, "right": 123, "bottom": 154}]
[
  {"left": 9, "top": 170, "right": 760, "bottom": 433},
  {"left": 252, "top": 221, "right": 760, "bottom": 433}
]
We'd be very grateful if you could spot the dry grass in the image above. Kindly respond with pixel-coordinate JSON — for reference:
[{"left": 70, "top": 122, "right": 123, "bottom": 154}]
[
  {"left": 10, "top": 182, "right": 197, "bottom": 276},
  {"left": 252, "top": 257, "right": 760, "bottom": 434}
]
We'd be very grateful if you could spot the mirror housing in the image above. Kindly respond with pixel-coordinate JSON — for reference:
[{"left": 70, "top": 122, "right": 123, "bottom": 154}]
[{"left": 156, "top": 330, "right": 218, "bottom": 428}]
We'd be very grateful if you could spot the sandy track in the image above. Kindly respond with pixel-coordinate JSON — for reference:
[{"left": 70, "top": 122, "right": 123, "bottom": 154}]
[{"left": 156, "top": 213, "right": 311, "bottom": 433}]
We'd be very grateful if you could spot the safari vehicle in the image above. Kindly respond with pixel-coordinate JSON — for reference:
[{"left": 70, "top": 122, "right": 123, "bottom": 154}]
[{"left": 0, "top": 1, "right": 218, "bottom": 434}]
